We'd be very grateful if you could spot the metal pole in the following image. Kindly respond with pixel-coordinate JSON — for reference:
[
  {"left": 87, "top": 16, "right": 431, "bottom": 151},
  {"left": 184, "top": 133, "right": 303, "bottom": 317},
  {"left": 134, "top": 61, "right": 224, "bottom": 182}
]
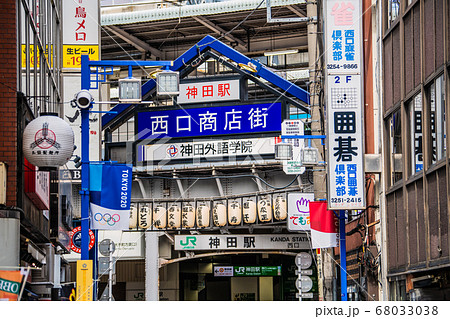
[
  {"left": 339, "top": 210, "right": 348, "bottom": 301},
  {"left": 145, "top": 231, "right": 159, "bottom": 300},
  {"left": 109, "top": 242, "right": 113, "bottom": 301},
  {"left": 80, "top": 55, "right": 90, "bottom": 261}
]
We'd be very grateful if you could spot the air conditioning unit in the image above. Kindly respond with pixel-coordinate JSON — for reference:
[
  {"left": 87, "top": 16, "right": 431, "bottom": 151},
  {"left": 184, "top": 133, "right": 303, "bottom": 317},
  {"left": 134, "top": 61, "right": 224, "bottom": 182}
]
[{"left": 0, "top": 162, "right": 6, "bottom": 204}]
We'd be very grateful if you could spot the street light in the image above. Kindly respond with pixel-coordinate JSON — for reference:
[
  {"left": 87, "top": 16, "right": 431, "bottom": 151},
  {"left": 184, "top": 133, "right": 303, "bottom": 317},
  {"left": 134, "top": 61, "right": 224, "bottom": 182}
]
[{"left": 78, "top": 55, "right": 178, "bottom": 300}]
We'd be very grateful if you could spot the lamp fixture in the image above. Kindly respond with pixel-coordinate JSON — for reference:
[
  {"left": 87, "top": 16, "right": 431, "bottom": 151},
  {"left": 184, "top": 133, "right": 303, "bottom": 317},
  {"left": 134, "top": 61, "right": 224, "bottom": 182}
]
[{"left": 264, "top": 49, "right": 299, "bottom": 57}]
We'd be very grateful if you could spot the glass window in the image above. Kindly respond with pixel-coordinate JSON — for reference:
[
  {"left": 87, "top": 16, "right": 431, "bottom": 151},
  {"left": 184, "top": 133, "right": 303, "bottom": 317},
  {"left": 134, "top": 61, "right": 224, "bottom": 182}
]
[
  {"left": 430, "top": 75, "right": 446, "bottom": 164},
  {"left": 387, "top": 0, "right": 401, "bottom": 28},
  {"left": 389, "top": 109, "right": 403, "bottom": 185},
  {"left": 409, "top": 93, "right": 422, "bottom": 173}
]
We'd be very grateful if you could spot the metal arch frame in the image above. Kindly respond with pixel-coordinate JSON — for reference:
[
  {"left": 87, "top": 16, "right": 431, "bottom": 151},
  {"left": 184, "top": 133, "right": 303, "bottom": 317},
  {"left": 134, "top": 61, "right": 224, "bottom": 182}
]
[{"left": 102, "top": 35, "right": 310, "bottom": 130}]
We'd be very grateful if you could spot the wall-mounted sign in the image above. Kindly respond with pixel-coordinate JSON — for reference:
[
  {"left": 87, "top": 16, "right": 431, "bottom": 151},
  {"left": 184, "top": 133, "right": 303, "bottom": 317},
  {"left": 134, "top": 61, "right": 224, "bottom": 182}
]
[
  {"left": 24, "top": 159, "right": 50, "bottom": 210},
  {"left": 138, "top": 137, "right": 276, "bottom": 163},
  {"left": 234, "top": 266, "right": 282, "bottom": 277},
  {"left": 23, "top": 115, "right": 75, "bottom": 168},
  {"left": 213, "top": 266, "right": 234, "bottom": 277},
  {"left": 287, "top": 193, "right": 314, "bottom": 231},
  {"left": 175, "top": 234, "right": 310, "bottom": 251},
  {"left": 178, "top": 79, "right": 240, "bottom": 104},
  {"left": 62, "top": 0, "right": 99, "bottom": 68},
  {"left": 213, "top": 266, "right": 282, "bottom": 277},
  {"left": 324, "top": 0, "right": 366, "bottom": 210},
  {"left": 137, "top": 102, "right": 282, "bottom": 140}
]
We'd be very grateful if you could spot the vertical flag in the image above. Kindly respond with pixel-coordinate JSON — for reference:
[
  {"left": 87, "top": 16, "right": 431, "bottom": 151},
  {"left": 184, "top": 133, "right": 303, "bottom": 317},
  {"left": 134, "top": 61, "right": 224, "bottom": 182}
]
[
  {"left": 309, "top": 201, "right": 339, "bottom": 249},
  {"left": 0, "top": 270, "right": 23, "bottom": 301},
  {"left": 89, "top": 163, "right": 132, "bottom": 230}
]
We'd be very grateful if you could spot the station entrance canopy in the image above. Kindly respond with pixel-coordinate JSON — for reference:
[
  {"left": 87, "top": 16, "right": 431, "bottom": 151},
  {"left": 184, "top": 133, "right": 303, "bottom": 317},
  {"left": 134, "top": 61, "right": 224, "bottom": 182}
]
[{"left": 101, "top": 35, "right": 310, "bottom": 130}]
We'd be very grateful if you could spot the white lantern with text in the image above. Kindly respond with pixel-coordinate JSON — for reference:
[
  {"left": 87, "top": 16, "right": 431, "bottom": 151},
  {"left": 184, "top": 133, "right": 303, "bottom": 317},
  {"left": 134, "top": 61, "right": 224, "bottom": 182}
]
[
  {"left": 153, "top": 205, "right": 167, "bottom": 229},
  {"left": 129, "top": 204, "right": 138, "bottom": 229},
  {"left": 258, "top": 198, "right": 272, "bottom": 222},
  {"left": 23, "top": 114, "right": 75, "bottom": 168},
  {"left": 182, "top": 204, "right": 195, "bottom": 229},
  {"left": 228, "top": 201, "right": 241, "bottom": 225},
  {"left": 274, "top": 196, "right": 287, "bottom": 220},
  {"left": 196, "top": 204, "right": 210, "bottom": 228},
  {"left": 168, "top": 205, "right": 181, "bottom": 229},
  {"left": 138, "top": 204, "right": 151, "bottom": 229},
  {"left": 243, "top": 200, "right": 257, "bottom": 224},
  {"left": 213, "top": 203, "right": 227, "bottom": 227}
]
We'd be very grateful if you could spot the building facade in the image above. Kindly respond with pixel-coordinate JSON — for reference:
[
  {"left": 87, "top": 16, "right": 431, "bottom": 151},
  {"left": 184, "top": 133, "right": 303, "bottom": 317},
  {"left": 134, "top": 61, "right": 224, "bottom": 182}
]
[
  {"left": 381, "top": 0, "right": 450, "bottom": 300},
  {"left": 0, "top": 0, "right": 73, "bottom": 300}
]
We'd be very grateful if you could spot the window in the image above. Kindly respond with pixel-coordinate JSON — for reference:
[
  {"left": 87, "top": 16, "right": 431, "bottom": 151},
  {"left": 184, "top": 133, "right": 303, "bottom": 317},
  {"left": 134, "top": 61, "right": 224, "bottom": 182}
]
[
  {"left": 389, "top": 109, "right": 403, "bottom": 185},
  {"left": 429, "top": 75, "right": 446, "bottom": 164},
  {"left": 409, "top": 93, "right": 422, "bottom": 174},
  {"left": 387, "top": 0, "right": 401, "bottom": 28}
]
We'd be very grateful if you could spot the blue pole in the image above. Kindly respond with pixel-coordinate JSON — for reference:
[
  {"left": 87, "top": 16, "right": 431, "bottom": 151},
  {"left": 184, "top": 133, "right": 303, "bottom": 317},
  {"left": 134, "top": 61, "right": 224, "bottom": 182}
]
[
  {"left": 339, "top": 210, "right": 348, "bottom": 301},
  {"left": 80, "top": 55, "right": 90, "bottom": 261}
]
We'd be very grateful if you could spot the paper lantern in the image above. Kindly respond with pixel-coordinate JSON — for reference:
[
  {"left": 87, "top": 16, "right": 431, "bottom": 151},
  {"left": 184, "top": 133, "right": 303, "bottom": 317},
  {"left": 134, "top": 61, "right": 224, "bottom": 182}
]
[
  {"left": 273, "top": 196, "right": 287, "bottom": 220},
  {"left": 129, "top": 204, "right": 138, "bottom": 229},
  {"left": 23, "top": 114, "right": 75, "bottom": 168},
  {"left": 167, "top": 205, "right": 181, "bottom": 229},
  {"left": 243, "top": 200, "right": 257, "bottom": 224},
  {"left": 228, "top": 201, "right": 241, "bottom": 225},
  {"left": 138, "top": 204, "right": 151, "bottom": 229},
  {"left": 258, "top": 198, "right": 272, "bottom": 222},
  {"left": 182, "top": 204, "right": 195, "bottom": 229},
  {"left": 153, "top": 205, "right": 167, "bottom": 229},
  {"left": 196, "top": 204, "right": 210, "bottom": 228},
  {"left": 213, "top": 203, "right": 227, "bottom": 227}
]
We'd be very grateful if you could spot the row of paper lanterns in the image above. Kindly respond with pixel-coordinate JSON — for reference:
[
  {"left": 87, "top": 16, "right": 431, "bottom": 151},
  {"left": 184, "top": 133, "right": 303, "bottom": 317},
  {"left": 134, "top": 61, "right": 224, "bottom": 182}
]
[{"left": 129, "top": 196, "right": 287, "bottom": 230}]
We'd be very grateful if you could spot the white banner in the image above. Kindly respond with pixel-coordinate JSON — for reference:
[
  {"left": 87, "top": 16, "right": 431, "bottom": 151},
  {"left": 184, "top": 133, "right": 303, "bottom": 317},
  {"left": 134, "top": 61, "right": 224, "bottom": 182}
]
[
  {"left": 174, "top": 234, "right": 311, "bottom": 250},
  {"left": 177, "top": 79, "right": 240, "bottom": 104}
]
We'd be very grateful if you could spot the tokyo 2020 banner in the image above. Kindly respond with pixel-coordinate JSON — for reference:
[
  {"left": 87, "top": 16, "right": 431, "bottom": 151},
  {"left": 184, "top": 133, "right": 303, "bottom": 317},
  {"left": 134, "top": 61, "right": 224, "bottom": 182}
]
[{"left": 89, "top": 163, "right": 132, "bottom": 230}]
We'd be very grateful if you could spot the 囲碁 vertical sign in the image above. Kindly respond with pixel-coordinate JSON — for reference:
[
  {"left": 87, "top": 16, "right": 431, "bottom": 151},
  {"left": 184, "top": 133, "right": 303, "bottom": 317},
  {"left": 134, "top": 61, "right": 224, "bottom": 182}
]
[{"left": 324, "top": 0, "right": 366, "bottom": 210}]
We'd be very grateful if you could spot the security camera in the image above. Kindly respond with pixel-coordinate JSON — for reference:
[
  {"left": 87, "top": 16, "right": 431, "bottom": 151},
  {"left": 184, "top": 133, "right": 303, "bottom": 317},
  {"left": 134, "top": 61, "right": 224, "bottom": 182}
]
[{"left": 75, "top": 90, "right": 93, "bottom": 109}]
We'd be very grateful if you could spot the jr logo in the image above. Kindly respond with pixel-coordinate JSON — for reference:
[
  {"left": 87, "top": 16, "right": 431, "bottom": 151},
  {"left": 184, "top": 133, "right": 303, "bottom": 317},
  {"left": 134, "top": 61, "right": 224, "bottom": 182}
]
[{"left": 180, "top": 236, "right": 197, "bottom": 249}]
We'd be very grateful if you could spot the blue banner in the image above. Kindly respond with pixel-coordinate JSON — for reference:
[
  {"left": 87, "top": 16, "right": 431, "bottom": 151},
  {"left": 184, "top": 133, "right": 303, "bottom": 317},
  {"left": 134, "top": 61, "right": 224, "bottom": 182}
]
[
  {"left": 89, "top": 163, "right": 132, "bottom": 230},
  {"left": 137, "top": 102, "right": 282, "bottom": 139}
]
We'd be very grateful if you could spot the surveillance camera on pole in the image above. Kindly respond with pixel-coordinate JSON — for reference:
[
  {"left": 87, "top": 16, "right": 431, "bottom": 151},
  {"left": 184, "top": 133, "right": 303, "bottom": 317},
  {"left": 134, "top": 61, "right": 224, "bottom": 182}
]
[{"left": 75, "top": 90, "right": 93, "bottom": 109}]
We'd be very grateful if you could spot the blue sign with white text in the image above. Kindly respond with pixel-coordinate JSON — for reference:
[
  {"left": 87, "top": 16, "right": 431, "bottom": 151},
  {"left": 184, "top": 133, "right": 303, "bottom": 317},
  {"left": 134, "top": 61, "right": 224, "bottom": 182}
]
[
  {"left": 137, "top": 103, "right": 282, "bottom": 139},
  {"left": 89, "top": 163, "right": 132, "bottom": 230}
]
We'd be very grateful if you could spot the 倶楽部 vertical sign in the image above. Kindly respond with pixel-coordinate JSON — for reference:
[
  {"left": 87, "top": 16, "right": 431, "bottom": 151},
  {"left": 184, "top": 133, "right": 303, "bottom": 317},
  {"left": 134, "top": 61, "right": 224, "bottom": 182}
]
[{"left": 324, "top": 0, "right": 366, "bottom": 210}]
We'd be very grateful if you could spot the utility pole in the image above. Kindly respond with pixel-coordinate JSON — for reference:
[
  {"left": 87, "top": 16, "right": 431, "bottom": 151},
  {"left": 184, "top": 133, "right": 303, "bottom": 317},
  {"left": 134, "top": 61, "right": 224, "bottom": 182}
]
[{"left": 307, "top": 1, "right": 334, "bottom": 301}]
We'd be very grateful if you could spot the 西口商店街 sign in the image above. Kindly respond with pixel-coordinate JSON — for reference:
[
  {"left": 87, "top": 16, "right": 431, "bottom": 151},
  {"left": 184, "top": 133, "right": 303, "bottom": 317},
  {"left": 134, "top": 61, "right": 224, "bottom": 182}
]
[
  {"left": 324, "top": 0, "right": 366, "bottom": 210},
  {"left": 137, "top": 103, "right": 281, "bottom": 139},
  {"left": 174, "top": 234, "right": 310, "bottom": 250}
]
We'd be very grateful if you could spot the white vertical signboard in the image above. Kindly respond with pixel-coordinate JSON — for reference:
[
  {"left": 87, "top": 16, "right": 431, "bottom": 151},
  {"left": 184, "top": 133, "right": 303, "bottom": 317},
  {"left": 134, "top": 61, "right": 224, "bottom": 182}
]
[
  {"left": 324, "top": 0, "right": 366, "bottom": 210},
  {"left": 62, "top": 0, "right": 100, "bottom": 68}
]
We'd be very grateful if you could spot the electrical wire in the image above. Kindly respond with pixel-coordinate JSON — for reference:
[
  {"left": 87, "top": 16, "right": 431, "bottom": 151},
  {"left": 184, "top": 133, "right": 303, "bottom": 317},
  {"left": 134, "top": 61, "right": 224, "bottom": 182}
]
[{"left": 138, "top": 173, "right": 301, "bottom": 190}]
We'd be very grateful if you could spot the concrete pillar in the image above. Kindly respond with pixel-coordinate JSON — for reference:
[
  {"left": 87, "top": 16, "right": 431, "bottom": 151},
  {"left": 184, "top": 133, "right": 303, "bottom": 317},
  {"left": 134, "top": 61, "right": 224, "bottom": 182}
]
[{"left": 145, "top": 231, "right": 160, "bottom": 300}]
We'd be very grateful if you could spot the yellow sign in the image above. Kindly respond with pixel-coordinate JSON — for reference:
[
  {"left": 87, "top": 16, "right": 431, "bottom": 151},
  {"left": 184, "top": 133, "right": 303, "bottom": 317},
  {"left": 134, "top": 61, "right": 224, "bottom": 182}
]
[
  {"left": 76, "top": 260, "right": 93, "bottom": 301},
  {"left": 21, "top": 45, "right": 53, "bottom": 69},
  {"left": 63, "top": 45, "right": 99, "bottom": 69}
]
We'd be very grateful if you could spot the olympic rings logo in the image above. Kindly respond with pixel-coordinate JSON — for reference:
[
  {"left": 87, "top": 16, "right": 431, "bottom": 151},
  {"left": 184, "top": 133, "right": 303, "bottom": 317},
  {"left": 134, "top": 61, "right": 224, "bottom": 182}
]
[{"left": 94, "top": 213, "right": 121, "bottom": 226}]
